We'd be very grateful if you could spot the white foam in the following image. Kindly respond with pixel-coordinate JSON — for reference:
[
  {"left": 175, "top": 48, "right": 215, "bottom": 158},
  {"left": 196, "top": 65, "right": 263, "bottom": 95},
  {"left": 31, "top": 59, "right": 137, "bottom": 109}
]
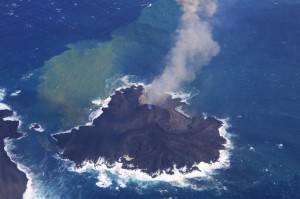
[
  {"left": 0, "top": 104, "right": 22, "bottom": 129},
  {"left": 29, "top": 123, "right": 45, "bottom": 133},
  {"left": 249, "top": 146, "right": 255, "bottom": 151},
  {"left": 70, "top": 119, "right": 233, "bottom": 190},
  {"left": 55, "top": 76, "right": 233, "bottom": 189},
  {"left": 4, "top": 138, "right": 36, "bottom": 199},
  {"left": 0, "top": 102, "right": 11, "bottom": 111},
  {"left": 141, "top": 3, "right": 152, "bottom": 8},
  {"left": 167, "top": 91, "right": 191, "bottom": 104},
  {"left": 1, "top": 103, "right": 40, "bottom": 198},
  {"left": 3, "top": 111, "right": 22, "bottom": 126},
  {"left": 86, "top": 75, "right": 147, "bottom": 125},
  {"left": 115, "top": 75, "right": 146, "bottom": 91},
  {"left": 51, "top": 129, "right": 73, "bottom": 138},
  {"left": 89, "top": 75, "right": 193, "bottom": 121},
  {"left": 0, "top": 87, "right": 6, "bottom": 101},
  {"left": 21, "top": 73, "right": 34, "bottom": 81},
  {"left": 10, "top": 90, "right": 22, "bottom": 97},
  {"left": 86, "top": 97, "right": 112, "bottom": 126},
  {"left": 0, "top": 88, "right": 13, "bottom": 111},
  {"left": 277, "top": 143, "right": 283, "bottom": 149},
  {"left": 96, "top": 171, "right": 113, "bottom": 188}
]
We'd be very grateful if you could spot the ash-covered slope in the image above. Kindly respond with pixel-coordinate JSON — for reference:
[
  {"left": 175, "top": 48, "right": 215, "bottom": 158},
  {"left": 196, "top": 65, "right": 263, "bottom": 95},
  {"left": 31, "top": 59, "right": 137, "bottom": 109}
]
[
  {"left": 0, "top": 108, "right": 27, "bottom": 199},
  {"left": 53, "top": 86, "right": 226, "bottom": 176}
]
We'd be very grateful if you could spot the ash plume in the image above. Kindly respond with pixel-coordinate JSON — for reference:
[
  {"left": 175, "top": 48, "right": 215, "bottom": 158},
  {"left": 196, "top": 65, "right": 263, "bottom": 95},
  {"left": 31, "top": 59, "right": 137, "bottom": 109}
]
[{"left": 140, "top": 0, "right": 220, "bottom": 105}]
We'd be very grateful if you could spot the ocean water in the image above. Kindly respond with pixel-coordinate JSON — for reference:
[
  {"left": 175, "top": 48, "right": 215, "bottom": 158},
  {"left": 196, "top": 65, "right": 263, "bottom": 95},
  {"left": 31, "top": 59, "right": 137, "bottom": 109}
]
[{"left": 0, "top": 0, "right": 300, "bottom": 198}]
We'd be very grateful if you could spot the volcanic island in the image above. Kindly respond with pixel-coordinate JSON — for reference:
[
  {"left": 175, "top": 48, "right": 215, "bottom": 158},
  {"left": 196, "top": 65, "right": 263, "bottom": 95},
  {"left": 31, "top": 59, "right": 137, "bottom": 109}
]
[
  {"left": 0, "top": 107, "right": 28, "bottom": 199},
  {"left": 53, "top": 85, "right": 226, "bottom": 176}
]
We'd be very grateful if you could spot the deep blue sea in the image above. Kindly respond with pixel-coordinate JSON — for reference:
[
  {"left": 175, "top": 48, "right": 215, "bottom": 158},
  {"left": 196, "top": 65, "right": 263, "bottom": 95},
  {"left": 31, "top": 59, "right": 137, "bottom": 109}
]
[{"left": 1, "top": 0, "right": 300, "bottom": 198}]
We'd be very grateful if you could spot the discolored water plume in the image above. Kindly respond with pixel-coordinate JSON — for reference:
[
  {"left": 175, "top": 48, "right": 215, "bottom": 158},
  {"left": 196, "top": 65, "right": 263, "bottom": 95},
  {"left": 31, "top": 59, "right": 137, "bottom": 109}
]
[{"left": 38, "top": 0, "right": 181, "bottom": 127}]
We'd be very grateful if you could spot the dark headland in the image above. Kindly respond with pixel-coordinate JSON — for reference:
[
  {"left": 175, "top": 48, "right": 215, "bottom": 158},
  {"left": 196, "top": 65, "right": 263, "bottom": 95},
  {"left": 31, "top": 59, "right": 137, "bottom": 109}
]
[
  {"left": 53, "top": 86, "right": 226, "bottom": 176},
  {"left": 0, "top": 108, "right": 27, "bottom": 199}
]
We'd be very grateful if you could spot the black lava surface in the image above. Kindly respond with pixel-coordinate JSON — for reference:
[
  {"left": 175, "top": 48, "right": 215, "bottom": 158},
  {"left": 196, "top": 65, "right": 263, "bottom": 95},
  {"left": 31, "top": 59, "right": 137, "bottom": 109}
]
[
  {"left": 0, "top": 109, "right": 27, "bottom": 199},
  {"left": 53, "top": 86, "right": 226, "bottom": 176}
]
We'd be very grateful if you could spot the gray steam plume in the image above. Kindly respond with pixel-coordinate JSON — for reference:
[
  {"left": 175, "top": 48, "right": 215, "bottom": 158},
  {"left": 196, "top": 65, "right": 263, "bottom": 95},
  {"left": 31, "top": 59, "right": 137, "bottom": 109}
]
[{"left": 140, "top": 0, "right": 220, "bottom": 105}]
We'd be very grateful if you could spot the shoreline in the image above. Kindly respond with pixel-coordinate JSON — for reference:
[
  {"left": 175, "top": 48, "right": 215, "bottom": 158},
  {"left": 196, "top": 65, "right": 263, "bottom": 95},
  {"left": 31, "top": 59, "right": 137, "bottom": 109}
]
[
  {"left": 53, "top": 118, "right": 233, "bottom": 189},
  {"left": 0, "top": 88, "right": 33, "bottom": 199},
  {"left": 0, "top": 103, "right": 31, "bottom": 198},
  {"left": 4, "top": 138, "right": 35, "bottom": 199},
  {"left": 51, "top": 79, "right": 233, "bottom": 189}
]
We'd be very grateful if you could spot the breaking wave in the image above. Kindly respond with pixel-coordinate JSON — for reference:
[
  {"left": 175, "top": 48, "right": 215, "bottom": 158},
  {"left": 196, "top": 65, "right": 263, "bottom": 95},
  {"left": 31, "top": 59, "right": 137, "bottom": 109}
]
[
  {"left": 70, "top": 120, "right": 232, "bottom": 190},
  {"left": 53, "top": 76, "right": 234, "bottom": 190},
  {"left": 4, "top": 138, "right": 36, "bottom": 199},
  {"left": 0, "top": 99, "right": 36, "bottom": 199}
]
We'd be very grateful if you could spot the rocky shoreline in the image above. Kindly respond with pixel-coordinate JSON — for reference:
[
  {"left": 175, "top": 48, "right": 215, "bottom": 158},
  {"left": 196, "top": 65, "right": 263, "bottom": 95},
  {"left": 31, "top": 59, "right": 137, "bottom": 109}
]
[
  {"left": 53, "top": 86, "right": 226, "bottom": 176},
  {"left": 0, "top": 108, "right": 28, "bottom": 199}
]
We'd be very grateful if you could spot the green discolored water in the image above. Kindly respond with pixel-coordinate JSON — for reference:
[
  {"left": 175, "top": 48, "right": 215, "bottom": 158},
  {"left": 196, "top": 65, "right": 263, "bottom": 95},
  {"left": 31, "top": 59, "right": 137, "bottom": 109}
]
[
  {"left": 38, "top": 0, "right": 181, "bottom": 126},
  {"left": 38, "top": 40, "right": 119, "bottom": 126}
]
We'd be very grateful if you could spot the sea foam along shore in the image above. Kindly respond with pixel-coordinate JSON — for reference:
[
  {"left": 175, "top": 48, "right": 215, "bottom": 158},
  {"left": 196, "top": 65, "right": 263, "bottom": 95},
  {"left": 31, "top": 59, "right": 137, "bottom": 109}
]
[
  {"left": 51, "top": 76, "right": 144, "bottom": 137},
  {"left": 70, "top": 119, "right": 233, "bottom": 190},
  {"left": 88, "top": 76, "right": 195, "bottom": 125},
  {"left": 53, "top": 76, "right": 234, "bottom": 190},
  {"left": 87, "top": 76, "right": 146, "bottom": 126},
  {"left": 0, "top": 88, "right": 36, "bottom": 199},
  {"left": 4, "top": 139, "right": 35, "bottom": 199}
]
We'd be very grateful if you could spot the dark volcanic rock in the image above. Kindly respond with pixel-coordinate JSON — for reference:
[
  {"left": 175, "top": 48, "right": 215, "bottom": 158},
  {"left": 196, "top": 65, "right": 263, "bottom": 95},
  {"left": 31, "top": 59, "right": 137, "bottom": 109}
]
[
  {"left": 53, "top": 86, "right": 226, "bottom": 176},
  {"left": 0, "top": 109, "right": 27, "bottom": 199}
]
